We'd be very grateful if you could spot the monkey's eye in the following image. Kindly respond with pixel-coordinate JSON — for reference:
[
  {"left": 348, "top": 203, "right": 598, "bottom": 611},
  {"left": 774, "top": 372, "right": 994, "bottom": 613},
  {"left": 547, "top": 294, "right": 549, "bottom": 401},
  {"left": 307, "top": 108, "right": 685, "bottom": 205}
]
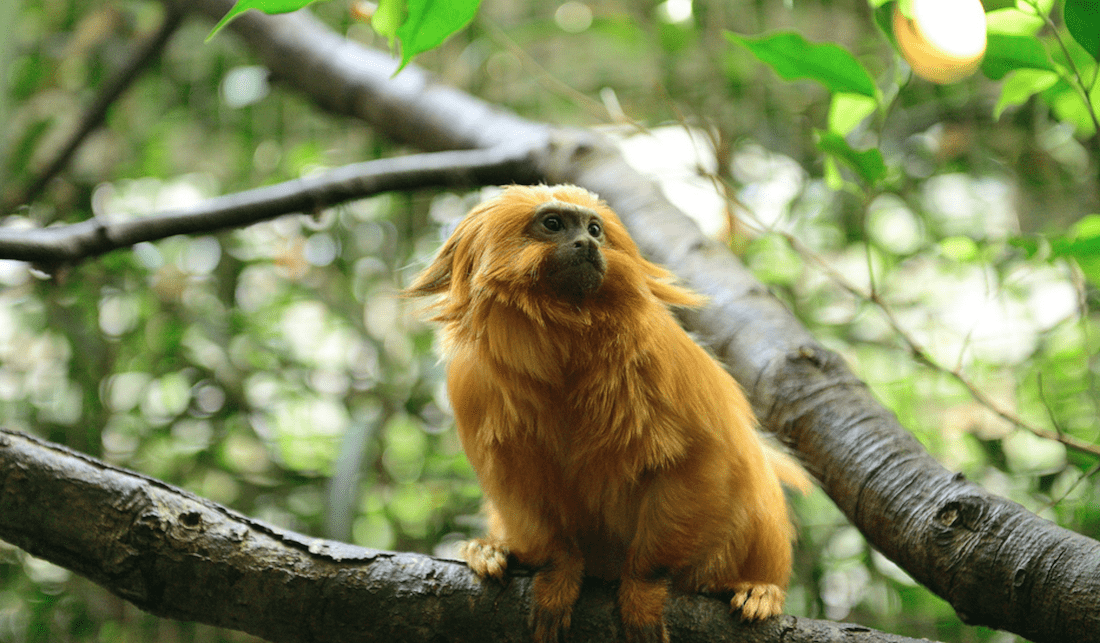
[
  {"left": 587, "top": 222, "right": 602, "bottom": 237},
  {"left": 543, "top": 216, "right": 564, "bottom": 232}
]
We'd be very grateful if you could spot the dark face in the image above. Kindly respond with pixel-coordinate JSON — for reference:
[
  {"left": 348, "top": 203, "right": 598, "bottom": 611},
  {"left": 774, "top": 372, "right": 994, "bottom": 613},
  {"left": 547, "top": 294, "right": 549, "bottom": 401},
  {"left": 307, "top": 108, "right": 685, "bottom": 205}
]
[{"left": 528, "top": 201, "right": 607, "bottom": 300}]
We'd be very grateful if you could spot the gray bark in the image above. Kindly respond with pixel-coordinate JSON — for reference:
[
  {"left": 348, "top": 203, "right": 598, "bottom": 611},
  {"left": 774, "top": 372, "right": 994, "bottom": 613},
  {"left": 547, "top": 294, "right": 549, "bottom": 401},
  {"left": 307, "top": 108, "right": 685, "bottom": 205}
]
[{"left": 0, "top": 429, "right": 935, "bottom": 643}]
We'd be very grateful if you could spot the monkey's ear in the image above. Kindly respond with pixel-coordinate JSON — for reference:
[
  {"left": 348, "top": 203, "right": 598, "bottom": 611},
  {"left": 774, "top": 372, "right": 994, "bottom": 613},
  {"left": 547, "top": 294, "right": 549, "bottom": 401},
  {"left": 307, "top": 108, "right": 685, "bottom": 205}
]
[{"left": 404, "top": 236, "right": 459, "bottom": 297}]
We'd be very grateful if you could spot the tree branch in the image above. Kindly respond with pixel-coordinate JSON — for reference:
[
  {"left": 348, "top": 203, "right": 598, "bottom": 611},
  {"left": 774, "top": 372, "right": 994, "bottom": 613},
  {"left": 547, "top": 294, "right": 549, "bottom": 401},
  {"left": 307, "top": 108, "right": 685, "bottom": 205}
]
[
  {"left": 0, "top": 147, "right": 537, "bottom": 265},
  {"left": 0, "top": 428, "right": 934, "bottom": 643}
]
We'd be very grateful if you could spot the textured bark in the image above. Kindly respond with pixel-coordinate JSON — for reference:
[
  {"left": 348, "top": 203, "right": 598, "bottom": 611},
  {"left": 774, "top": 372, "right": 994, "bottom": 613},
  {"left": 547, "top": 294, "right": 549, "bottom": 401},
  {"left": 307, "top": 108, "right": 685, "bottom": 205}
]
[
  {"left": 0, "top": 148, "right": 538, "bottom": 264},
  {"left": 0, "top": 429, "right": 933, "bottom": 643}
]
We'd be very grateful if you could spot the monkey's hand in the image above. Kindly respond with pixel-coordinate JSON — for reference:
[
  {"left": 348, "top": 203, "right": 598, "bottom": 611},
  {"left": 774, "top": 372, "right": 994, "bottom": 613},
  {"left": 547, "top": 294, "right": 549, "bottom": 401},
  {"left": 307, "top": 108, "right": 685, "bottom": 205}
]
[
  {"left": 730, "top": 583, "right": 785, "bottom": 621},
  {"left": 460, "top": 538, "right": 509, "bottom": 581}
]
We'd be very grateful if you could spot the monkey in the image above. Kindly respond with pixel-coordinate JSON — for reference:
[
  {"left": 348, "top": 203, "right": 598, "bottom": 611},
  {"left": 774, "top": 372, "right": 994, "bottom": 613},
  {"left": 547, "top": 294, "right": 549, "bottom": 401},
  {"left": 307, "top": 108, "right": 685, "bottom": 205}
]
[{"left": 405, "top": 184, "right": 808, "bottom": 642}]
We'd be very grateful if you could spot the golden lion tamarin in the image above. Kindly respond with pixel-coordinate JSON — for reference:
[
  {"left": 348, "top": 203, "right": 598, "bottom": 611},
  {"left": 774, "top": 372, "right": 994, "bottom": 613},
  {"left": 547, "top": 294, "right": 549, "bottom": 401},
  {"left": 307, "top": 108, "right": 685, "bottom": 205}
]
[{"left": 406, "top": 184, "right": 807, "bottom": 643}]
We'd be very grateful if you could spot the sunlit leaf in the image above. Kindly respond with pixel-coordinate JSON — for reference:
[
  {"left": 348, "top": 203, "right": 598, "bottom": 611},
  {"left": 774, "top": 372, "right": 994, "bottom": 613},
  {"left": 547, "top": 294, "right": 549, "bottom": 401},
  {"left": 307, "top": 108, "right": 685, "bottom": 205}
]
[
  {"left": 207, "top": 0, "right": 329, "bottom": 41},
  {"left": 993, "top": 68, "right": 1059, "bottom": 119},
  {"left": 985, "top": 8, "right": 1044, "bottom": 36},
  {"left": 815, "top": 130, "right": 887, "bottom": 186},
  {"left": 726, "top": 31, "right": 878, "bottom": 98},
  {"left": 1013, "top": 214, "right": 1100, "bottom": 286},
  {"left": 394, "top": 0, "right": 483, "bottom": 72},
  {"left": 829, "top": 93, "right": 878, "bottom": 136},
  {"left": 1064, "top": 0, "right": 1100, "bottom": 62},
  {"left": 373, "top": 0, "right": 404, "bottom": 43},
  {"left": 981, "top": 33, "right": 1055, "bottom": 79},
  {"left": 940, "top": 236, "right": 979, "bottom": 262},
  {"left": 1046, "top": 81, "right": 1098, "bottom": 137},
  {"left": 823, "top": 156, "right": 845, "bottom": 191}
]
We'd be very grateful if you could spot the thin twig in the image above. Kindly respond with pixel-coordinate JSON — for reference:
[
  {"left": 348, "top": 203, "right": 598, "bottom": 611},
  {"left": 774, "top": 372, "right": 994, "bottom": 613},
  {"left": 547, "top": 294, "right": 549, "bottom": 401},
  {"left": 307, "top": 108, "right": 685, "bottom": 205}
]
[
  {"left": 482, "top": 20, "right": 645, "bottom": 132},
  {"left": 1022, "top": 0, "right": 1100, "bottom": 168},
  {"left": 0, "top": 146, "right": 538, "bottom": 265},
  {"left": 6, "top": 8, "right": 186, "bottom": 213},
  {"left": 781, "top": 230, "right": 1100, "bottom": 460},
  {"left": 1043, "top": 460, "right": 1100, "bottom": 511},
  {"left": 697, "top": 159, "right": 1100, "bottom": 459}
]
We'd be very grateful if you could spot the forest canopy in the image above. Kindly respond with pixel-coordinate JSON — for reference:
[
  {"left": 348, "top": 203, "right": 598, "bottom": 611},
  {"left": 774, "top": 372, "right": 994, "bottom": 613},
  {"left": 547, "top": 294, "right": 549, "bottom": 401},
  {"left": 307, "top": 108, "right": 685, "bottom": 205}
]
[{"left": 1, "top": 0, "right": 1099, "bottom": 642}]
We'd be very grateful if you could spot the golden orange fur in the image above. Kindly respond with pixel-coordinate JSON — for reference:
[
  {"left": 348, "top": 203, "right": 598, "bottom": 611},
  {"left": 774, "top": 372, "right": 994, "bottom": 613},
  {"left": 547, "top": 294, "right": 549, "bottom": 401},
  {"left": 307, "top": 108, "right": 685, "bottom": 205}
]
[{"left": 406, "top": 185, "right": 807, "bottom": 643}]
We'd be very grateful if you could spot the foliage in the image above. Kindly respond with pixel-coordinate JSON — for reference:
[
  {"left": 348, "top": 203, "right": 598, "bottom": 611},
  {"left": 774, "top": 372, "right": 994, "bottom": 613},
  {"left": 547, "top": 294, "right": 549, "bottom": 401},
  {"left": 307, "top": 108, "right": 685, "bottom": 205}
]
[
  {"left": 208, "top": 0, "right": 484, "bottom": 71},
  {"left": 2, "top": 0, "right": 1100, "bottom": 642},
  {"left": 207, "top": 0, "right": 329, "bottom": 40}
]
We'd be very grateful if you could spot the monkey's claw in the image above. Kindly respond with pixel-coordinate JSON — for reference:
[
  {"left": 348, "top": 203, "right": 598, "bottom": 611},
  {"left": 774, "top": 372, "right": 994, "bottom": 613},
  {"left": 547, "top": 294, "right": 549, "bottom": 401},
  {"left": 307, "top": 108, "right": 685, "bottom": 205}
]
[
  {"left": 460, "top": 539, "right": 509, "bottom": 580},
  {"left": 730, "top": 583, "right": 784, "bottom": 621}
]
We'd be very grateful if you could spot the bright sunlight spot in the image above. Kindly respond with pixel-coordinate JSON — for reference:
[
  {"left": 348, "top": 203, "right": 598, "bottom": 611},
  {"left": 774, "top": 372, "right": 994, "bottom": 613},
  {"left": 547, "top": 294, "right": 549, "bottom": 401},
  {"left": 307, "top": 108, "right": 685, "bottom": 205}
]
[{"left": 657, "top": 0, "right": 693, "bottom": 24}]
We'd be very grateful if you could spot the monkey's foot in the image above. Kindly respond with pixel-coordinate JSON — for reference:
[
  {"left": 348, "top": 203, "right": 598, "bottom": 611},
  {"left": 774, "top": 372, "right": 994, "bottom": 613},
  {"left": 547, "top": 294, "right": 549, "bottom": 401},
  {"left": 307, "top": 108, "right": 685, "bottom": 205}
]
[
  {"left": 619, "top": 576, "right": 670, "bottom": 643},
  {"left": 730, "top": 583, "right": 784, "bottom": 621},
  {"left": 530, "top": 552, "right": 584, "bottom": 643},
  {"left": 460, "top": 538, "right": 509, "bottom": 580}
]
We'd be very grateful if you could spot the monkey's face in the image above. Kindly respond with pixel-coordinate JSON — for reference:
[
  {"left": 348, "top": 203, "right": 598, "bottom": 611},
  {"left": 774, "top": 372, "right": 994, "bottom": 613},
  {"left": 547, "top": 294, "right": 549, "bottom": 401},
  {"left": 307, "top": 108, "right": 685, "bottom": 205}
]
[
  {"left": 405, "top": 184, "right": 690, "bottom": 328},
  {"left": 527, "top": 201, "right": 608, "bottom": 301}
]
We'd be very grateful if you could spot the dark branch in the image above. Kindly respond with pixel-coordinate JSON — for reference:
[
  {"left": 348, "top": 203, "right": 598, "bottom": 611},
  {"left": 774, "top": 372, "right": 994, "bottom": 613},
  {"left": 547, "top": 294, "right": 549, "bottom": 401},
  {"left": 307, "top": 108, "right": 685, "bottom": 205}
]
[
  {"left": 172, "top": 0, "right": 550, "bottom": 153},
  {"left": 0, "top": 146, "right": 538, "bottom": 264},
  {"left": 0, "top": 428, "right": 936, "bottom": 643}
]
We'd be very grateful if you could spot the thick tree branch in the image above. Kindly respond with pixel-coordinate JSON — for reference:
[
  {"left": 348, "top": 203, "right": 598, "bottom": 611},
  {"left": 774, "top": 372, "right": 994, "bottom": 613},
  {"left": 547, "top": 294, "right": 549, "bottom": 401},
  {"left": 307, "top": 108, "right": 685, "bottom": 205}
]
[
  {"left": 0, "top": 147, "right": 537, "bottom": 265},
  {"left": 0, "top": 428, "right": 933, "bottom": 643}
]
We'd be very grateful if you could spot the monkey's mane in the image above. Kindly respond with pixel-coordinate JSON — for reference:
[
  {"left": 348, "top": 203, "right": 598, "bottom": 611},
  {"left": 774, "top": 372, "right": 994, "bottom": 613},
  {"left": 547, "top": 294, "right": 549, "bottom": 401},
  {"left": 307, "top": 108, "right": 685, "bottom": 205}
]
[{"left": 405, "top": 184, "right": 704, "bottom": 335}]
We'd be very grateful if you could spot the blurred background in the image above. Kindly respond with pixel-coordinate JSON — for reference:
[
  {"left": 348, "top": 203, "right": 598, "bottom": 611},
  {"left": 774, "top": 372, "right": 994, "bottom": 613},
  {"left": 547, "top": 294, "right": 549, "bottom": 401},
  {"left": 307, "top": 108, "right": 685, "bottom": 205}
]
[{"left": 1, "top": 0, "right": 1098, "bottom": 641}]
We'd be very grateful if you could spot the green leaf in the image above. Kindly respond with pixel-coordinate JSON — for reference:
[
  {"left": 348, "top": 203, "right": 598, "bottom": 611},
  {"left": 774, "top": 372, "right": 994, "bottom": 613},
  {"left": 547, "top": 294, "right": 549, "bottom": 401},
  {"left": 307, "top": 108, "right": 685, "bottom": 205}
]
[
  {"left": 993, "top": 68, "right": 1059, "bottom": 119},
  {"left": 1013, "top": 214, "right": 1100, "bottom": 287},
  {"left": 815, "top": 130, "right": 887, "bottom": 186},
  {"left": 985, "top": 8, "right": 1044, "bottom": 36},
  {"left": 872, "top": 2, "right": 896, "bottom": 48},
  {"left": 726, "top": 31, "right": 878, "bottom": 98},
  {"left": 1065, "top": 0, "right": 1100, "bottom": 62},
  {"left": 1046, "top": 81, "right": 1098, "bottom": 136},
  {"left": 394, "top": 0, "right": 483, "bottom": 72},
  {"left": 981, "top": 33, "right": 1054, "bottom": 80},
  {"left": 940, "top": 236, "right": 979, "bottom": 262},
  {"left": 373, "top": 0, "right": 404, "bottom": 43},
  {"left": 823, "top": 156, "right": 845, "bottom": 191},
  {"left": 207, "top": 0, "right": 327, "bottom": 41},
  {"left": 829, "top": 92, "right": 878, "bottom": 136}
]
